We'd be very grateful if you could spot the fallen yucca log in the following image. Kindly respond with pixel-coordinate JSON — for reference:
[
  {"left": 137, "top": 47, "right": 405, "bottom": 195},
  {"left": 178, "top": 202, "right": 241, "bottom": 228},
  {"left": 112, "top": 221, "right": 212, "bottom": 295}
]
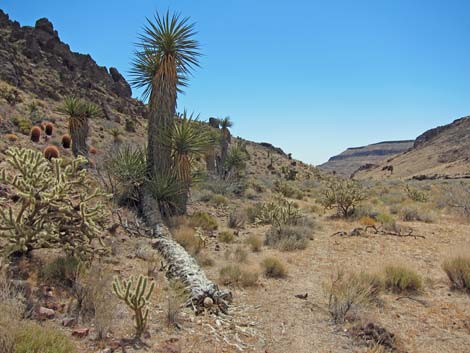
[{"left": 141, "top": 191, "right": 232, "bottom": 314}]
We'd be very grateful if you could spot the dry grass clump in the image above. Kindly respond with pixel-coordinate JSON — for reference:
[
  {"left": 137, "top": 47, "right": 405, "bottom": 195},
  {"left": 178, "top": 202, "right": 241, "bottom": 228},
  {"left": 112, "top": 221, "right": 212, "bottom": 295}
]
[
  {"left": 219, "top": 230, "right": 235, "bottom": 243},
  {"left": 442, "top": 256, "right": 470, "bottom": 292},
  {"left": 400, "top": 206, "right": 435, "bottom": 223},
  {"left": 246, "top": 203, "right": 263, "bottom": 224},
  {"left": 210, "top": 193, "right": 228, "bottom": 206},
  {"left": 219, "top": 264, "right": 259, "bottom": 287},
  {"left": 265, "top": 223, "right": 312, "bottom": 251},
  {"left": 14, "top": 321, "right": 77, "bottom": 353},
  {"left": 228, "top": 209, "right": 247, "bottom": 229},
  {"left": 261, "top": 257, "right": 287, "bottom": 278},
  {"left": 245, "top": 234, "right": 262, "bottom": 252},
  {"left": 40, "top": 256, "right": 81, "bottom": 288},
  {"left": 383, "top": 265, "right": 422, "bottom": 294},
  {"left": 189, "top": 212, "right": 218, "bottom": 231},
  {"left": 173, "top": 226, "right": 203, "bottom": 255},
  {"left": 325, "top": 270, "right": 377, "bottom": 324}
]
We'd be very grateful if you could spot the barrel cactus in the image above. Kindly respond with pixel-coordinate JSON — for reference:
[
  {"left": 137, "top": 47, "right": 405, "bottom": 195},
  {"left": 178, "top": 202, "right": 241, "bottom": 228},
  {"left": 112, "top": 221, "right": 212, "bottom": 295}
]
[
  {"left": 30, "top": 126, "right": 41, "bottom": 142},
  {"left": 44, "top": 145, "right": 60, "bottom": 160}
]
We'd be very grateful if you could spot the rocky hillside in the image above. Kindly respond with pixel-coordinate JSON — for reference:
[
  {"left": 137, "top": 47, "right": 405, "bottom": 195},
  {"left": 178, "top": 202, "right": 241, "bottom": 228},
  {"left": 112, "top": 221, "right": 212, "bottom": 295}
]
[
  {"left": 0, "top": 9, "right": 144, "bottom": 119},
  {"left": 319, "top": 140, "right": 413, "bottom": 177},
  {"left": 354, "top": 116, "right": 470, "bottom": 180}
]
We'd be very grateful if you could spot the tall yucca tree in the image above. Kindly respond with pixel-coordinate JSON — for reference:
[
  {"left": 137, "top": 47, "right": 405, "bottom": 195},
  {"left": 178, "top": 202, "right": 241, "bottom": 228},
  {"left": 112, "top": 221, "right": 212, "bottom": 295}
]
[
  {"left": 60, "top": 97, "right": 100, "bottom": 157},
  {"left": 218, "top": 116, "right": 233, "bottom": 176},
  {"left": 130, "top": 11, "right": 201, "bottom": 177}
]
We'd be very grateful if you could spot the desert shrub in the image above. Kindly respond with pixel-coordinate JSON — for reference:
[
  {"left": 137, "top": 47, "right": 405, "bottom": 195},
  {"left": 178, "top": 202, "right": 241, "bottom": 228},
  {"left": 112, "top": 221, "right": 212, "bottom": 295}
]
[
  {"left": 104, "top": 145, "right": 147, "bottom": 204},
  {"left": 61, "top": 134, "right": 71, "bottom": 149},
  {"left": 228, "top": 209, "right": 246, "bottom": 229},
  {"left": 442, "top": 182, "right": 470, "bottom": 219},
  {"left": 246, "top": 203, "right": 263, "bottom": 223},
  {"left": 43, "top": 145, "right": 60, "bottom": 160},
  {"left": 234, "top": 247, "right": 248, "bottom": 262},
  {"left": 400, "top": 206, "right": 434, "bottom": 223},
  {"left": 219, "top": 230, "right": 235, "bottom": 243},
  {"left": 325, "top": 270, "right": 376, "bottom": 323},
  {"left": 359, "top": 216, "right": 376, "bottom": 226},
  {"left": 17, "top": 119, "right": 32, "bottom": 135},
  {"left": 197, "top": 253, "right": 215, "bottom": 267},
  {"left": 113, "top": 274, "right": 155, "bottom": 338},
  {"left": 40, "top": 256, "right": 81, "bottom": 288},
  {"left": 125, "top": 119, "right": 136, "bottom": 132},
  {"left": 274, "top": 180, "right": 303, "bottom": 199},
  {"left": 6, "top": 133, "right": 18, "bottom": 142},
  {"left": 189, "top": 212, "right": 218, "bottom": 231},
  {"left": 320, "top": 179, "right": 367, "bottom": 217},
  {"left": 195, "top": 190, "right": 213, "bottom": 202},
  {"left": 219, "top": 264, "right": 258, "bottom": 287},
  {"left": 245, "top": 234, "right": 262, "bottom": 252},
  {"left": 265, "top": 224, "right": 311, "bottom": 251},
  {"left": 0, "top": 148, "right": 109, "bottom": 260},
  {"left": 353, "top": 205, "right": 379, "bottom": 220},
  {"left": 261, "top": 257, "right": 287, "bottom": 278},
  {"left": 442, "top": 256, "right": 470, "bottom": 292},
  {"left": 30, "top": 126, "right": 41, "bottom": 142},
  {"left": 173, "top": 226, "right": 203, "bottom": 255},
  {"left": 210, "top": 194, "right": 228, "bottom": 206},
  {"left": 14, "top": 322, "right": 77, "bottom": 353},
  {"left": 383, "top": 265, "right": 422, "bottom": 293}
]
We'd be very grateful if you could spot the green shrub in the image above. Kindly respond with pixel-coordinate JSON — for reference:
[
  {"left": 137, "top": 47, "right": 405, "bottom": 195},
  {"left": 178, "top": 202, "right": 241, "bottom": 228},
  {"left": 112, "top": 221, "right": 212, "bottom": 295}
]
[
  {"left": 265, "top": 224, "right": 311, "bottom": 251},
  {"left": 442, "top": 256, "right": 470, "bottom": 292},
  {"left": 219, "top": 231, "right": 235, "bottom": 243},
  {"left": 246, "top": 204, "right": 263, "bottom": 224},
  {"left": 210, "top": 194, "right": 228, "bottom": 207},
  {"left": 255, "top": 197, "right": 302, "bottom": 226},
  {"left": 40, "top": 256, "right": 81, "bottom": 288},
  {"left": 383, "top": 265, "right": 422, "bottom": 293},
  {"left": 219, "top": 265, "right": 258, "bottom": 287},
  {"left": 17, "top": 119, "right": 32, "bottom": 135},
  {"left": 261, "top": 257, "right": 287, "bottom": 278},
  {"left": 14, "top": 322, "right": 77, "bottom": 353},
  {"left": 189, "top": 212, "right": 218, "bottom": 231},
  {"left": 320, "top": 179, "right": 367, "bottom": 218},
  {"left": 405, "top": 185, "right": 428, "bottom": 202},
  {"left": 273, "top": 180, "right": 303, "bottom": 199},
  {"left": 245, "top": 235, "right": 262, "bottom": 252}
]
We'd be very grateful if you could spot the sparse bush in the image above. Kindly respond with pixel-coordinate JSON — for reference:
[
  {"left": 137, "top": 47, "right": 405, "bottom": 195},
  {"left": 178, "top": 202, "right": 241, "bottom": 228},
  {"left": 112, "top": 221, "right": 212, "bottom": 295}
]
[
  {"left": 400, "top": 206, "right": 434, "bottom": 223},
  {"left": 255, "top": 197, "right": 302, "bottom": 226},
  {"left": 228, "top": 209, "right": 246, "bottom": 229},
  {"left": 383, "top": 265, "right": 422, "bottom": 293},
  {"left": 265, "top": 224, "right": 311, "bottom": 251},
  {"left": 219, "top": 264, "right": 258, "bottom": 287},
  {"left": 245, "top": 234, "right": 262, "bottom": 252},
  {"left": 30, "top": 126, "right": 41, "bottom": 142},
  {"left": 17, "top": 119, "right": 32, "bottom": 135},
  {"left": 320, "top": 179, "right": 367, "bottom": 217},
  {"left": 442, "top": 182, "right": 470, "bottom": 219},
  {"left": 359, "top": 216, "right": 376, "bottom": 226},
  {"left": 274, "top": 180, "right": 303, "bottom": 199},
  {"left": 246, "top": 203, "right": 263, "bottom": 224},
  {"left": 325, "top": 270, "right": 375, "bottom": 323},
  {"left": 261, "top": 257, "right": 287, "bottom": 278},
  {"left": 405, "top": 184, "right": 428, "bottom": 202},
  {"left": 113, "top": 274, "right": 155, "bottom": 338},
  {"left": 43, "top": 145, "right": 60, "bottom": 160},
  {"left": 210, "top": 194, "right": 228, "bottom": 207},
  {"left": 442, "top": 256, "right": 470, "bottom": 292},
  {"left": 173, "top": 226, "right": 203, "bottom": 255},
  {"left": 189, "top": 212, "right": 218, "bottom": 231},
  {"left": 14, "top": 322, "right": 77, "bottom": 353},
  {"left": 234, "top": 247, "right": 248, "bottom": 262},
  {"left": 219, "top": 230, "right": 235, "bottom": 243},
  {"left": 0, "top": 148, "right": 109, "bottom": 260},
  {"left": 40, "top": 256, "right": 81, "bottom": 288}
]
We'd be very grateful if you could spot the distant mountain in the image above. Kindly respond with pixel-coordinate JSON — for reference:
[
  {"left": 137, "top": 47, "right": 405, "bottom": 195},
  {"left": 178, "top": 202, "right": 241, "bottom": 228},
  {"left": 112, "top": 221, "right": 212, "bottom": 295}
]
[
  {"left": 319, "top": 140, "right": 414, "bottom": 177},
  {"left": 353, "top": 117, "right": 470, "bottom": 180}
]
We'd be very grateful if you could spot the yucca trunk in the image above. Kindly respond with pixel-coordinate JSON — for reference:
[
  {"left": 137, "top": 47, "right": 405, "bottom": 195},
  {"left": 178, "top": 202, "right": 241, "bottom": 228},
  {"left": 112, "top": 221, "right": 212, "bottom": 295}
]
[
  {"left": 174, "top": 153, "right": 191, "bottom": 215},
  {"left": 69, "top": 116, "right": 89, "bottom": 157},
  {"left": 147, "top": 58, "right": 177, "bottom": 176},
  {"left": 218, "top": 130, "right": 230, "bottom": 177},
  {"left": 205, "top": 146, "right": 216, "bottom": 173}
]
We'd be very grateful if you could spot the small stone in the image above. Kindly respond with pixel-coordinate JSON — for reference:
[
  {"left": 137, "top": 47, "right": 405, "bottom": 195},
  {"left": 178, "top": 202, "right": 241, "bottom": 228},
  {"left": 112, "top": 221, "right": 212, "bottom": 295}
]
[
  {"left": 62, "top": 317, "right": 76, "bottom": 327},
  {"left": 37, "top": 306, "right": 55, "bottom": 320},
  {"left": 71, "top": 327, "right": 89, "bottom": 338},
  {"left": 203, "top": 297, "right": 214, "bottom": 308}
]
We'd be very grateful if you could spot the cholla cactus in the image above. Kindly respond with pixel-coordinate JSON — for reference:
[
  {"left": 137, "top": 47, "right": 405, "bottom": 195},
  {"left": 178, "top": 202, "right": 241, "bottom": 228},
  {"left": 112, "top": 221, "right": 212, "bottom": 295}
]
[
  {"left": 256, "top": 196, "right": 302, "bottom": 227},
  {"left": 112, "top": 274, "right": 155, "bottom": 338},
  {"left": 0, "top": 147, "right": 110, "bottom": 260}
]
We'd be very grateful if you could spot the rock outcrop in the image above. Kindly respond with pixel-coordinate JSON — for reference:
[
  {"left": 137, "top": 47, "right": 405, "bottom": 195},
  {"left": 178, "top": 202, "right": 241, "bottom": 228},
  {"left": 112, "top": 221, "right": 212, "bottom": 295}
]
[{"left": 0, "top": 9, "right": 144, "bottom": 116}]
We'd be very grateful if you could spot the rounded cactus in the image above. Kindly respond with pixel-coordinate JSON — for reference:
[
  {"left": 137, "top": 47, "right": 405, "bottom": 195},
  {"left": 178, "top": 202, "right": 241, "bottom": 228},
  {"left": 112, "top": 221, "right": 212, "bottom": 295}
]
[
  {"left": 30, "top": 126, "right": 41, "bottom": 143},
  {"left": 44, "top": 145, "right": 60, "bottom": 160},
  {"left": 89, "top": 146, "right": 97, "bottom": 154},
  {"left": 62, "top": 134, "right": 71, "bottom": 149},
  {"left": 45, "top": 123, "right": 54, "bottom": 136},
  {"left": 6, "top": 134, "right": 18, "bottom": 142}
]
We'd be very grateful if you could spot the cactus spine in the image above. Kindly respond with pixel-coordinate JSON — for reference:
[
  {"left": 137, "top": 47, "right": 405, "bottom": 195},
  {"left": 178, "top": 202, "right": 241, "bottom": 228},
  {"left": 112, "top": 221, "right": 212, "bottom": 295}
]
[{"left": 112, "top": 275, "right": 155, "bottom": 338}]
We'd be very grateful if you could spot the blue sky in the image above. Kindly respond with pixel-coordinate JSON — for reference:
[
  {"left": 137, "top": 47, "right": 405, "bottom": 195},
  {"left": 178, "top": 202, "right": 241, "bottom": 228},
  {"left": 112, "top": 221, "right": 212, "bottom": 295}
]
[{"left": 3, "top": 1, "right": 470, "bottom": 164}]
